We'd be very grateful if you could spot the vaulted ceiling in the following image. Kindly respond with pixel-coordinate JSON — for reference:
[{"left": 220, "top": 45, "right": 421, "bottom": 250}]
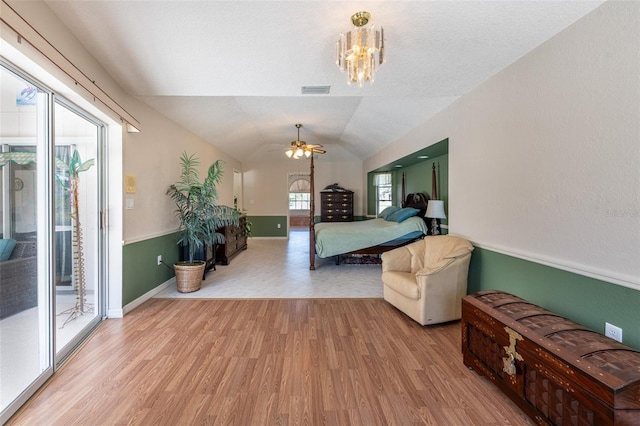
[{"left": 42, "top": 0, "right": 604, "bottom": 163}]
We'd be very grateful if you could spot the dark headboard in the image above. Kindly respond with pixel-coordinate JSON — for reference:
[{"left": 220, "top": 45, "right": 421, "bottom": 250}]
[{"left": 403, "top": 192, "right": 429, "bottom": 218}]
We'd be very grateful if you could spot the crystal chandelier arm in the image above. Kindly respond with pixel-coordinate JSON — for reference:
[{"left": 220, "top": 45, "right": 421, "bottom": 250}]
[{"left": 335, "top": 11, "right": 384, "bottom": 88}]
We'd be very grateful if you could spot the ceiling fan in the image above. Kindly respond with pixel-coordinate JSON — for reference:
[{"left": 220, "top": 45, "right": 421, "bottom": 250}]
[{"left": 285, "top": 124, "right": 326, "bottom": 159}]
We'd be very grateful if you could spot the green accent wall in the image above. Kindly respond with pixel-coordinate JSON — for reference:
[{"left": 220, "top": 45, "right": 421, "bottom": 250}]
[
  {"left": 249, "top": 216, "right": 288, "bottom": 237},
  {"left": 469, "top": 246, "right": 640, "bottom": 349},
  {"left": 248, "top": 215, "right": 368, "bottom": 236},
  {"left": 367, "top": 153, "right": 448, "bottom": 226},
  {"left": 122, "top": 233, "right": 179, "bottom": 306}
]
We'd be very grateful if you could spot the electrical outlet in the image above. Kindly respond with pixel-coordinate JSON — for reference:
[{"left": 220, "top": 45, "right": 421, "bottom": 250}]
[
  {"left": 277, "top": 223, "right": 281, "bottom": 229},
  {"left": 157, "top": 255, "right": 162, "bottom": 266},
  {"left": 605, "top": 322, "right": 622, "bottom": 342}
]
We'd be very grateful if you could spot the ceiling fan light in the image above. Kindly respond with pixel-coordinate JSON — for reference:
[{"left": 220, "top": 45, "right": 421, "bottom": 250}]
[{"left": 285, "top": 123, "right": 326, "bottom": 160}]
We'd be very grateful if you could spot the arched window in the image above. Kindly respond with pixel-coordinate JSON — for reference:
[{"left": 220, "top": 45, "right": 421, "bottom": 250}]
[{"left": 289, "top": 178, "right": 311, "bottom": 210}]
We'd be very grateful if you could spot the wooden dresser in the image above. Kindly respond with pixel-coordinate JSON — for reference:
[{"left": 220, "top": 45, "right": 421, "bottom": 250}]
[
  {"left": 462, "top": 291, "right": 640, "bottom": 425},
  {"left": 215, "top": 215, "right": 247, "bottom": 265},
  {"left": 320, "top": 190, "right": 353, "bottom": 222}
]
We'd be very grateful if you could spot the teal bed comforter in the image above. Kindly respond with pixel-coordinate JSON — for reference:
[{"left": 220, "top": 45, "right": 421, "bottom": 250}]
[{"left": 314, "top": 217, "right": 428, "bottom": 258}]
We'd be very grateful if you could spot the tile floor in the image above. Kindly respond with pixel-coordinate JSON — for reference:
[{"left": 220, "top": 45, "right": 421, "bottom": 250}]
[{"left": 155, "top": 228, "right": 385, "bottom": 299}]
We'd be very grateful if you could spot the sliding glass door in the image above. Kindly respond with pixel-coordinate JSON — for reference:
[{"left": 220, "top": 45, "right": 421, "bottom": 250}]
[
  {"left": 0, "top": 61, "right": 105, "bottom": 422},
  {"left": 53, "top": 100, "right": 104, "bottom": 360},
  {"left": 0, "top": 65, "right": 52, "bottom": 420}
]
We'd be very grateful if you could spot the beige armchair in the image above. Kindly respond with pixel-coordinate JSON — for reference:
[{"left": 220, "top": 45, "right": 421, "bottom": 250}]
[{"left": 381, "top": 235, "right": 474, "bottom": 326}]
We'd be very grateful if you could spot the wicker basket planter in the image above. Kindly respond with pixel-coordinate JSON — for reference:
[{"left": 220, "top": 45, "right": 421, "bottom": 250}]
[{"left": 174, "top": 261, "right": 205, "bottom": 293}]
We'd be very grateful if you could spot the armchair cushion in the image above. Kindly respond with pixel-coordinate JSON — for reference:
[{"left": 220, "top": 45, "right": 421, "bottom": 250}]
[
  {"left": 416, "top": 258, "right": 456, "bottom": 276},
  {"left": 381, "top": 243, "right": 413, "bottom": 273},
  {"left": 407, "top": 235, "right": 474, "bottom": 273},
  {"left": 381, "top": 271, "right": 420, "bottom": 300}
]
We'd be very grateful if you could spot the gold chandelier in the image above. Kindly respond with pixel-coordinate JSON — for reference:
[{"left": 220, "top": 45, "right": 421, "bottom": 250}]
[
  {"left": 336, "top": 11, "right": 385, "bottom": 88},
  {"left": 285, "top": 124, "right": 326, "bottom": 159}
]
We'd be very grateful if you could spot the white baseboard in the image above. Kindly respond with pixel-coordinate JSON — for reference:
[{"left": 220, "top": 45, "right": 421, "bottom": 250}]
[
  {"left": 107, "top": 308, "right": 124, "bottom": 318},
  {"left": 121, "top": 277, "right": 176, "bottom": 316}
]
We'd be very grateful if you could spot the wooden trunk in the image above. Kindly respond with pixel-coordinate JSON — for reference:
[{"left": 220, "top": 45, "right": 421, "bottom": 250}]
[{"left": 462, "top": 290, "right": 640, "bottom": 425}]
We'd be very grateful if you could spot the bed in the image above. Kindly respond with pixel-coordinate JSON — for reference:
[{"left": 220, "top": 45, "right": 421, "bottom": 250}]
[{"left": 311, "top": 192, "right": 429, "bottom": 269}]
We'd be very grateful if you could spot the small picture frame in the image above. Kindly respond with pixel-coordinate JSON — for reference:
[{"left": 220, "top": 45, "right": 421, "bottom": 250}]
[{"left": 125, "top": 174, "right": 136, "bottom": 193}]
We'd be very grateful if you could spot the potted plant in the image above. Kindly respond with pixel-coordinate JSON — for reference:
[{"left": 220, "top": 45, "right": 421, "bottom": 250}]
[{"left": 167, "top": 151, "right": 239, "bottom": 292}]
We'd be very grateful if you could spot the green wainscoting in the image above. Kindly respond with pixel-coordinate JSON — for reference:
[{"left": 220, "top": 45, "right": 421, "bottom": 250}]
[
  {"left": 248, "top": 215, "right": 369, "bottom": 237},
  {"left": 122, "top": 233, "right": 179, "bottom": 306},
  {"left": 249, "top": 216, "right": 288, "bottom": 237},
  {"left": 468, "top": 246, "right": 640, "bottom": 349}
]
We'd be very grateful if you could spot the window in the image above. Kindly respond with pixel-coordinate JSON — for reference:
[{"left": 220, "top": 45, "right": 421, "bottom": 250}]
[
  {"left": 374, "top": 173, "right": 392, "bottom": 215},
  {"left": 289, "top": 178, "right": 310, "bottom": 210},
  {"left": 289, "top": 192, "right": 311, "bottom": 210}
]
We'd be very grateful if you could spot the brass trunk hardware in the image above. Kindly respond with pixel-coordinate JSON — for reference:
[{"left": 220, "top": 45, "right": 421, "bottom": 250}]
[{"left": 502, "top": 326, "right": 524, "bottom": 376}]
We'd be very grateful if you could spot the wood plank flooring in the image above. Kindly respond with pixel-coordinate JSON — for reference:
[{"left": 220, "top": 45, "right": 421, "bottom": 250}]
[{"left": 8, "top": 299, "right": 533, "bottom": 425}]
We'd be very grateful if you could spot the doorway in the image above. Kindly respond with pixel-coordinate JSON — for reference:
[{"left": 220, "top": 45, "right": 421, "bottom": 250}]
[{"left": 288, "top": 174, "right": 311, "bottom": 229}]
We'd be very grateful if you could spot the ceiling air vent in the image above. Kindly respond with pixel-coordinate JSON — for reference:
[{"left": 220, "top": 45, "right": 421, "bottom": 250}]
[{"left": 301, "top": 86, "right": 330, "bottom": 95}]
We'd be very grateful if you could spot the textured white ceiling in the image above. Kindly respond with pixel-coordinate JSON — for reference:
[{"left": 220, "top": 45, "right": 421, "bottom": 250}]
[{"left": 42, "top": 0, "right": 604, "bottom": 162}]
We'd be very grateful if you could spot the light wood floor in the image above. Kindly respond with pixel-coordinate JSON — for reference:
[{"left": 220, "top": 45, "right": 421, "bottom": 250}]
[{"left": 9, "top": 298, "right": 533, "bottom": 425}]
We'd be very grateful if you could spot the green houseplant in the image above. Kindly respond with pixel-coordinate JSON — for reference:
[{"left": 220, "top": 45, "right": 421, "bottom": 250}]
[{"left": 167, "top": 151, "right": 239, "bottom": 292}]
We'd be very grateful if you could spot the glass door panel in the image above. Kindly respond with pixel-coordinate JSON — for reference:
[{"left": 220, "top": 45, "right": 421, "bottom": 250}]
[
  {"left": 0, "top": 61, "right": 105, "bottom": 422},
  {"left": 0, "top": 66, "right": 52, "bottom": 420},
  {"left": 54, "top": 102, "right": 102, "bottom": 360}
]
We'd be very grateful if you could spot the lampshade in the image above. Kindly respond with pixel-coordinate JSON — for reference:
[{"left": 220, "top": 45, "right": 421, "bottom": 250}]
[{"left": 425, "top": 200, "right": 446, "bottom": 219}]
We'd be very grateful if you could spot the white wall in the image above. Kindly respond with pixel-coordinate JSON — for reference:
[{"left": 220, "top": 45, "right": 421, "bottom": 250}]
[
  {"left": 364, "top": 1, "right": 640, "bottom": 289},
  {"left": 242, "top": 156, "right": 363, "bottom": 217},
  {"left": 122, "top": 96, "right": 240, "bottom": 243}
]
